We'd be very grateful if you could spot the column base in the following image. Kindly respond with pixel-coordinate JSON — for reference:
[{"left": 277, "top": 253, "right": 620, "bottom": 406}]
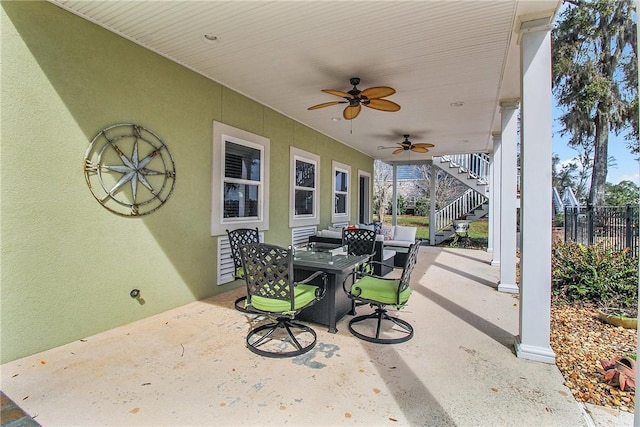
[
  {"left": 491, "top": 260, "right": 500, "bottom": 266},
  {"left": 498, "top": 282, "right": 518, "bottom": 293},
  {"left": 486, "top": 247, "right": 493, "bottom": 253},
  {"left": 515, "top": 336, "right": 556, "bottom": 363}
]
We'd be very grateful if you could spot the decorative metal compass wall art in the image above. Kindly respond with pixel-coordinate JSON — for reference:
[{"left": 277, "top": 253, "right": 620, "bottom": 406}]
[{"left": 83, "top": 123, "right": 176, "bottom": 217}]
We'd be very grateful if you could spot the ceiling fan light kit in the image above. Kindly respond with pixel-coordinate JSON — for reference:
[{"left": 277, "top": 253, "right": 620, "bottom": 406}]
[{"left": 308, "top": 77, "right": 400, "bottom": 120}]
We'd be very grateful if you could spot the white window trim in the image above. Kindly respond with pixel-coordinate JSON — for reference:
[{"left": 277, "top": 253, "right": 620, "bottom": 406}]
[
  {"left": 358, "top": 169, "right": 371, "bottom": 224},
  {"left": 290, "top": 147, "right": 320, "bottom": 228},
  {"left": 332, "top": 160, "right": 350, "bottom": 223},
  {"left": 211, "top": 121, "right": 270, "bottom": 236}
]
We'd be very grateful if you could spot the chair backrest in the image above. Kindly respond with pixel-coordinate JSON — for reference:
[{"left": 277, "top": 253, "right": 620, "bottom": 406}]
[
  {"left": 226, "top": 228, "right": 260, "bottom": 271},
  {"left": 239, "top": 242, "right": 295, "bottom": 308},
  {"left": 342, "top": 228, "right": 377, "bottom": 256},
  {"left": 397, "top": 241, "right": 421, "bottom": 296}
]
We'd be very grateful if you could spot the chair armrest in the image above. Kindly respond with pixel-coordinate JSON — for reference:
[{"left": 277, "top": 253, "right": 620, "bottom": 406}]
[
  {"left": 342, "top": 260, "right": 399, "bottom": 295},
  {"left": 296, "top": 270, "right": 327, "bottom": 300},
  {"left": 360, "top": 260, "right": 400, "bottom": 275}
]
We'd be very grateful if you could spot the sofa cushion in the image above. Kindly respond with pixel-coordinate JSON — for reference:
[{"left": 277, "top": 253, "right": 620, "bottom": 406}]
[
  {"left": 381, "top": 226, "right": 395, "bottom": 240},
  {"left": 382, "top": 249, "right": 396, "bottom": 261},
  {"left": 385, "top": 240, "right": 413, "bottom": 248},
  {"left": 317, "top": 230, "right": 342, "bottom": 239},
  {"left": 393, "top": 225, "right": 417, "bottom": 242},
  {"left": 357, "top": 223, "right": 375, "bottom": 231}
]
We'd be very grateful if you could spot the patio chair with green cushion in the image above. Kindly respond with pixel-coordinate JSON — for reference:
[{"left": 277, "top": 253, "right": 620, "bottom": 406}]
[
  {"left": 239, "top": 242, "right": 327, "bottom": 358},
  {"left": 226, "top": 227, "right": 260, "bottom": 312},
  {"left": 342, "top": 228, "right": 377, "bottom": 314},
  {"left": 343, "top": 240, "right": 421, "bottom": 344}
]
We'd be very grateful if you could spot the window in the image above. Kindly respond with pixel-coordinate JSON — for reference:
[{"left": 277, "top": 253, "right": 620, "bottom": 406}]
[
  {"left": 332, "top": 161, "right": 350, "bottom": 223},
  {"left": 224, "top": 141, "right": 261, "bottom": 219},
  {"left": 290, "top": 147, "right": 320, "bottom": 227},
  {"left": 211, "top": 121, "right": 269, "bottom": 236}
]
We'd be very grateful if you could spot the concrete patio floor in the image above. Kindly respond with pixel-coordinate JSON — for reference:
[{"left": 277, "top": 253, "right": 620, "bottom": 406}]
[{"left": 0, "top": 246, "right": 634, "bottom": 426}]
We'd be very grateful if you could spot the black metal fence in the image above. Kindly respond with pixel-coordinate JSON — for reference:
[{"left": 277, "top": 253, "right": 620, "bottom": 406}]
[{"left": 564, "top": 204, "right": 639, "bottom": 257}]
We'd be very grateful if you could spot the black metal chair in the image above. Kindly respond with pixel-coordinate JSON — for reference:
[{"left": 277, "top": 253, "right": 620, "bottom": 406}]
[
  {"left": 342, "top": 228, "right": 377, "bottom": 263},
  {"left": 342, "top": 228, "right": 378, "bottom": 314},
  {"left": 343, "top": 241, "right": 421, "bottom": 344},
  {"left": 226, "top": 228, "right": 260, "bottom": 312},
  {"left": 239, "top": 242, "right": 327, "bottom": 357}
]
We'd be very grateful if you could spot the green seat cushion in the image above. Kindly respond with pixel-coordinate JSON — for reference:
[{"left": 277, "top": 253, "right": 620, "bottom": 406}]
[
  {"left": 251, "top": 284, "right": 319, "bottom": 313},
  {"left": 350, "top": 276, "right": 411, "bottom": 306}
]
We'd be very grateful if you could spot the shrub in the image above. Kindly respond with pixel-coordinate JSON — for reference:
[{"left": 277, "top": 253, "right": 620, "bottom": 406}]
[
  {"left": 553, "top": 213, "right": 564, "bottom": 227},
  {"left": 414, "top": 197, "right": 429, "bottom": 216},
  {"left": 551, "top": 241, "right": 638, "bottom": 313}
]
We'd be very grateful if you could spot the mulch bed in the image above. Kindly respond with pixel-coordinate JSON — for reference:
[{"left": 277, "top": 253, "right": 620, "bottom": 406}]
[{"left": 550, "top": 302, "right": 636, "bottom": 413}]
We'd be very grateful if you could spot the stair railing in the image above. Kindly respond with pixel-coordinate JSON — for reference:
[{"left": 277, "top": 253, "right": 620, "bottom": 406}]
[
  {"left": 439, "top": 153, "right": 490, "bottom": 184},
  {"left": 434, "top": 188, "right": 488, "bottom": 232}
]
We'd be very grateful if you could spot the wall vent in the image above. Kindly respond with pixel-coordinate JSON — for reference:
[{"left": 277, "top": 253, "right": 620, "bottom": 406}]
[
  {"left": 217, "top": 232, "right": 264, "bottom": 285},
  {"left": 291, "top": 226, "right": 317, "bottom": 247}
]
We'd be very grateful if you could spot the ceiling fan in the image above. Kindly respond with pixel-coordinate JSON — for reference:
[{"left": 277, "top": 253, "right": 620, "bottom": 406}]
[
  {"left": 307, "top": 77, "right": 400, "bottom": 120},
  {"left": 378, "top": 134, "right": 435, "bottom": 155}
]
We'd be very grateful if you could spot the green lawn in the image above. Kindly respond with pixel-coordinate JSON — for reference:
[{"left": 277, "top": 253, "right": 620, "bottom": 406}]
[{"left": 375, "top": 215, "right": 489, "bottom": 246}]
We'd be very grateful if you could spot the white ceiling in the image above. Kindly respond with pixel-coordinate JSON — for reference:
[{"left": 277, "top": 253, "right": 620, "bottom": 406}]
[{"left": 50, "top": 0, "right": 560, "bottom": 163}]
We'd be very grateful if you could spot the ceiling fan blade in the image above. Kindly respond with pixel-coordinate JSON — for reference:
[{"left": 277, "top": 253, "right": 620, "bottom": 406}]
[
  {"left": 322, "top": 89, "right": 353, "bottom": 99},
  {"left": 392, "top": 148, "right": 405, "bottom": 155},
  {"left": 343, "top": 105, "right": 361, "bottom": 120},
  {"left": 413, "top": 143, "right": 435, "bottom": 148},
  {"left": 360, "top": 86, "right": 396, "bottom": 99},
  {"left": 307, "top": 101, "right": 346, "bottom": 110},
  {"left": 365, "top": 98, "right": 401, "bottom": 112},
  {"left": 411, "top": 146, "right": 429, "bottom": 154}
]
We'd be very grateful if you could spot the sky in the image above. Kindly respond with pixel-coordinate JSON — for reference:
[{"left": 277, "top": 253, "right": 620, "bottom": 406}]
[{"left": 552, "top": 106, "right": 639, "bottom": 186}]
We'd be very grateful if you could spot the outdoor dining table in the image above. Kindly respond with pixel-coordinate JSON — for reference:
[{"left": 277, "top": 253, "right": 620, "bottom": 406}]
[{"left": 292, "top": 245, "right": 369, "bottom": 333}]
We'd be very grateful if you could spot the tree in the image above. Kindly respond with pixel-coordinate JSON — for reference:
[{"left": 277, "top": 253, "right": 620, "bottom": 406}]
[
  {"left": 414, "top": 164, "right": 466, "bottom": 209},
  {"left": 373, "top": 160, "right": 393, "bottom": 222},
  {"left": 552, "top": 145, "right": 593, "bottom": 203},
  {"left": 605, "top": 180, "right": 640, "bottom": 205},
  {"left": 552, "top": 0, "right": 638, "bottom": 206},
  {"left": 552, "top": 153, "right": 579, "bottom": 190},
  {"left": 388, "top": 194, "right": 407, "bottom": 215}
]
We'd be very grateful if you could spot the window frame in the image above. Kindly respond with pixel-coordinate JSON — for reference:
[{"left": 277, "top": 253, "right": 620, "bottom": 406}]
[
  {"left": 289, "top": 147, "right": 320, "bottom": 228},
  {"left": 332, "top": 160, "right": 351, "bottom": 223},
  {"left": 211, "top": 121, "right": 270, "bottom": 236}
]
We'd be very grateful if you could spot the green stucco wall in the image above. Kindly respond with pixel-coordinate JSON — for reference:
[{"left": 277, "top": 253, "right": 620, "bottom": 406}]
[{"left": 1, "top": 1, "right": 372, "bottom": 363}]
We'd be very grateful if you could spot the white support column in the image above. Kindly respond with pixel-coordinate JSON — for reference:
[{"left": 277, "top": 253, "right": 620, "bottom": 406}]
[
  {"left": 490, "top": 134, "right": 502, "bottom": 264},
  {"left": 487, "top": 150, "right": 495, "bottom": 253},
  {"left": 392, "top": 163, "right": 398, "bottom": 226},
  {"left": 498, "top": 103, "right": 519, "bottom": 293},
  {"left": 515, "top": 16, "right": 555, "bottom": 364},
  {"left": 429, "top": 160, "right": 437, "bottom": 246}
]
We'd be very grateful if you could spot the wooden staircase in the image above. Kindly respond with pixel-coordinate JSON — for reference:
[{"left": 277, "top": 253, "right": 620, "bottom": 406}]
[{"left": 431, "top": 154, "right": 489, "bottom": 244}]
